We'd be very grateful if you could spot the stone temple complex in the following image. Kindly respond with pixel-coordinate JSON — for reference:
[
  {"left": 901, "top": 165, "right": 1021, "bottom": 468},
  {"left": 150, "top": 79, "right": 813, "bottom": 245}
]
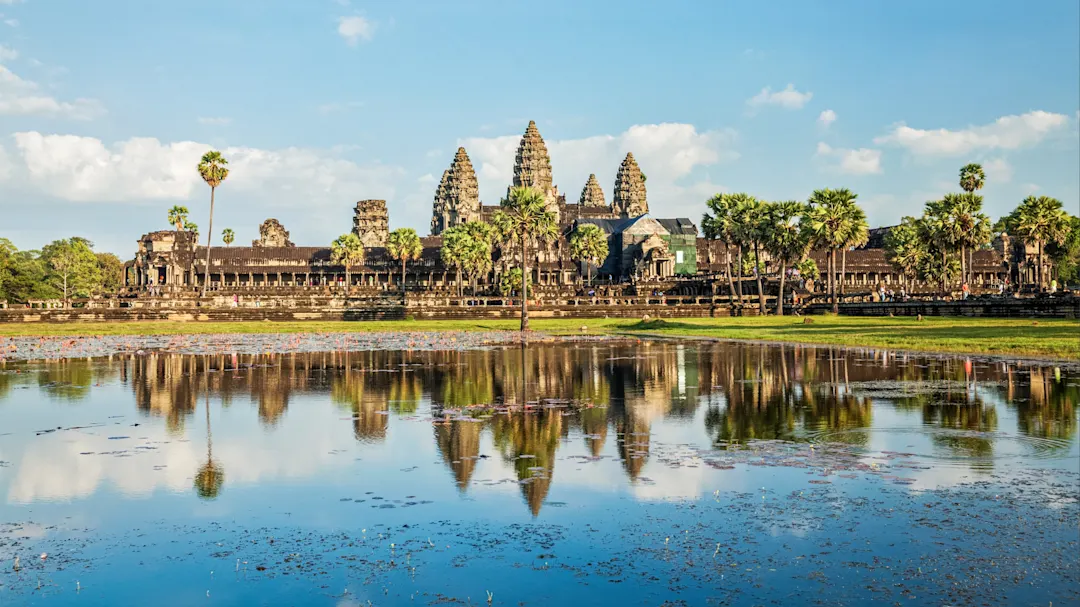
[{"left": 122, "top": 119, "right": 1015, "bottom": 304}]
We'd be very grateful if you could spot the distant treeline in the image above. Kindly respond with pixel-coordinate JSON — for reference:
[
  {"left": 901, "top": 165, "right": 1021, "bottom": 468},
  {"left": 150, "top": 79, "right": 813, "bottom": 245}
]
[{"left": 0, "top": 238, "right": 123, "bottom": 304}]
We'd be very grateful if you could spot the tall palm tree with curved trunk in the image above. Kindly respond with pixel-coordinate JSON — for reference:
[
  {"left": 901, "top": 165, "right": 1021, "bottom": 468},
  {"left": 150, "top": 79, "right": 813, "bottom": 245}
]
[
  {"left": 221, "top": 228, "right": 235, "bottom": 247},
  {"left": 764, "top": 201, "right": 811, "bottom": 316},
  {"left": 167, "top": 205, "right": 189, "bottom": 231},
  {"left": 568, "top": 224, "right": 609, "bottom": 286},
  {"left": 702, "top": 193, "right": 741, "bottom": 307},
  {"left": 493, "top": 186, "right": 558, "bottom": 336},
  {"left": 331, "top": 233, "right": 365, "bottom": 290},
  {"left": 1014, "top": 195, "right": 1071, "bottom": 289},
  {"left": 387, "top": 228, "right": 423, "bottom": 293},
  {"left": 197, "top": 151, "right": 229, "bottom": 298}
]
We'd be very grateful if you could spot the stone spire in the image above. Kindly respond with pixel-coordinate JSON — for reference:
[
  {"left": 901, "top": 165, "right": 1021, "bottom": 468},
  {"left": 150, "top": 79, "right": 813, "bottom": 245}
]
[
  {"left": 430, "top": 148, "right": 481, "bottom": 235},
  {"left": 612, "top": 152, "right": 648, "bottom": 217},
  {"left": 352, "top": 200, "right": 389, "bottom": 247},
  {"left": 510, "top": 121, "right": 560, "bottom": 220},
  {"left": 578, "top": 173, "right": 606, "bottom": 207}
]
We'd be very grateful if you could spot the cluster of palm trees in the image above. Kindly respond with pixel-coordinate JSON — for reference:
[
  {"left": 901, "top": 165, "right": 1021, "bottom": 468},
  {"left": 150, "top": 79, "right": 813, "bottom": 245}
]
[
  {"left": 995, "top": 195, "right": 1074, "bottom": 289},
  {"left": 702, "top": 188, "right": 868, "bottom": 315}
]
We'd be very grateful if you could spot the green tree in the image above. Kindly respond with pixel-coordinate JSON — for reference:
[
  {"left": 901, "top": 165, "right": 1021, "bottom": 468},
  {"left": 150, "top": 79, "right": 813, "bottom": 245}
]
[
  {"left": 0, "top": 238, "right": 15, "bottom": 303},
  {"left": 221, "top": 228, "right": 235, "bottom": 247},
  {"left": 492, "top": 186, "right": 558, "bottom": 334},
  {"left": 95, "top": 252, "right": 124, "bottom": 295},
  {"left": 461, "top": 221, "right": 496, "bottom": 293},
  {"left": 498, "top": 267, "right": 530, "bottom": 296},
  {"left": 331, "top": 233, "right": 365, "bottom": 289},
  {"left": 804, "top": 188, "right": 860, "bottom": 313},
  {"left": 959, "top": 163, "right": 985, "bottom": 196},
  {"left": 837, "top": 202, "right": 869, "bottom": 302},
  {"left": 184, "top": 220, "right": 199, "bottom": 239},
  {"left": 1047, "top": 215, "right": 1080, "bottom": 285},
  {"left": 440, "top": 226, "right": 471, "bottom": 296},
  {"left": 41, "top": 238, "right": 101, "bottom": 306},
  {"left": 764, "top": 201, "right": 810, "bottom": 316},
  {"left": 0, "top": 247, "right": 54, "bottom": 303},
  {"left": 702, "top": 193, "right": 741, "bottom": 307},
  {"left": 167, "top": 205, "right": 189, "bottom": 231},
  {"left": 940, "top": 192, "right": 991, "bottom": 288},
  {"left": 197, "top": 150, "right": 229, "bottom": 298},
  {"left": 884, "top": 216, "right": 928, "bottom": 289},
  {"left": 1012, "top": 195, "right": 1072, "bottom": 289},
  {"left": 386, "top": 228, "right": 423, "bottom": 291},
  {"left": 568, "top": 224, "right": 609, "bottom": 286},
  {"left": 731, "top": 195, "right": 769, "bottom": 311}
]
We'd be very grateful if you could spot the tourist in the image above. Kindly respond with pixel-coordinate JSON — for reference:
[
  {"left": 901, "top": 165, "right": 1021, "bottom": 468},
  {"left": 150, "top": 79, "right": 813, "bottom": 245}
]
[
  {"left": 1050, "top": 279, "right": 1058, "bottom": 294},
  {"left": 962, "top": 283, "right": 970, "bottom": 300}
]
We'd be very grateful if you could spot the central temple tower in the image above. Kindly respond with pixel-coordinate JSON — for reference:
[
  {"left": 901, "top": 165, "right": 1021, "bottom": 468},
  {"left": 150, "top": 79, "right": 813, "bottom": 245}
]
[
  {"left": 509, "top": 121, "right": 561, "bottom": 221},
  {"left": 431, "top": 147, "right": 482, "bottom": 235}
]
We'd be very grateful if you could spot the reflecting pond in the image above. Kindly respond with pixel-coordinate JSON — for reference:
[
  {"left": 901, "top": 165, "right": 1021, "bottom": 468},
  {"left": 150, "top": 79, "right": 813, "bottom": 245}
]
[{"left": 0, "top": 338, "right": 1078, "bottom": 605}]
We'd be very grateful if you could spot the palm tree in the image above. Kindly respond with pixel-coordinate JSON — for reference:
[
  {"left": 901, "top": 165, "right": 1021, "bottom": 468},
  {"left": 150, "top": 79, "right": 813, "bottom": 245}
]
[
  {"left": 884, "top": 216, "right": 928, "bottom": 290},
  {"left": 764, "top": 201, "right": 810, "bottom": 316},
  {"left": 804, "top": 188, "right": 859, "bottom": 313},
  {"left": 920, "top": 199, "right": 956, "bottom": 294},
  {"left": 702, "top": 194, "right": 741, "bottom": 307},
  {"left": 440, "top": 226, "right": 470, "bottom": 296},
  {"left": 721, "top": 193, "right": 762, "bottom": 307},
  {"left": 461, "top": 221, "right": 496, "bottom": 294},
  {"left": 194, "top": 393, "right": 224, "bottom": 500},
  {"left": 732, "top": 197, "right": 769, "bottom": 313},
  {"left": 197, "top": 151, "right": 229, "bottom": 298},
  {"left": 492, "top": 186, "right": 558, "bottom": 335},
  {"left": 167, "top": 205, "right": 189, "bottom": 231},
  {"left": 184, "top": 220, "right": 199, "bottom": 240},
  {"left": 331, "top": 233, "right": 365, "bottom": 289},
  {"left": 959, "top": 163, "right": 985, "bottom": 196},
  {"left": 838, "top": 203, "right": 869, "bottom": 302},
  {"left": 568, "top": 224, "right": 609, "bottom": 286},
  {"left": 1014, "top": 196, "right": 1072, "bottom": 289},
  {"left": 221, "top": 228, "right": 235, "bottom": 247},
  {"left": 386, "top": 228, "right": 423, "bottom": 292}
]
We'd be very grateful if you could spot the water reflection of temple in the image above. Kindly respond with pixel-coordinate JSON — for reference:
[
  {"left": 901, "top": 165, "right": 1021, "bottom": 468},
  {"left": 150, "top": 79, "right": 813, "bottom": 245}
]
[{"left": 2, "top": 340, "right": 1075, "bottom": 515}]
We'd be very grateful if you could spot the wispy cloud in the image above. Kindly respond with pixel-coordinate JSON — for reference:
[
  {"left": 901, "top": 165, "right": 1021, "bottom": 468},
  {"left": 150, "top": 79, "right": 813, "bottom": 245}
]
[
  {"left": 746, "top": 84, "right": 812, "bottom": 111},
  {"left": 818, "top": 109, "right": 836, "bottom": 127},
  {"left": 0, "top": 64, "right": 105, "bottom": 120},
  {"left": 337, "top": 16, "right": 374, "bottom": 46},
  {"left": 874, "top": 111, "right": 1071, "bottom": 156},
  {"left": 0, "top": 44, "right": 17, "bottom": 61},
  {"left": 815, "top": 142, "right": 882, "bottom": 175}
]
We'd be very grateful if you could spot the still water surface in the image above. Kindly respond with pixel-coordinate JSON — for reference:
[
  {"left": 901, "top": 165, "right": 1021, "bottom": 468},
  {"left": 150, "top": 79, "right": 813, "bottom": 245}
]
[{"left": 0, "top": 339, "right": 1077, "bottom": 605}]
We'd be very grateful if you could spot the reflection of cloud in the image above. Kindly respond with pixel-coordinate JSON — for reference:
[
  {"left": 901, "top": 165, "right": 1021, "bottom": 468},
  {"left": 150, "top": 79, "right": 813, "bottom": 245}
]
[{"left": 6, "top": 402, "right": 357, "bottom": 504}]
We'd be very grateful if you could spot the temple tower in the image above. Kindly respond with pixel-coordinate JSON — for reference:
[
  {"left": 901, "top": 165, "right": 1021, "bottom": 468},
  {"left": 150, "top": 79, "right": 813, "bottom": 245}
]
[
  {"left": 252, "top": 219, "right": 294, "bottom": 247},
  {"left": 431, "top": 148, "right": 481, "bottom": 235},
  {"left": 352, "top": 199, "right": 389, "bottom": 247},
  {"left": 579, "top": 173, "right": 606, "bottom": 207},
  {"left": 509, "top": 121, "right": 561, "bottom": 220},
  {"left": 612, "top": 152, "right": 648, "bottom": 217}
]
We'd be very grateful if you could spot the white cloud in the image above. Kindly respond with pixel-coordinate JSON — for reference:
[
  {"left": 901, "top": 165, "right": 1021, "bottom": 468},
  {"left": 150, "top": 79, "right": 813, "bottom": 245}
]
[
  {"left": 337, "top": 16, "right": 374, "bottom": 46},
  {"left": 983, "top": 158, "right": 1012, "bottom": 183},
  {"left": 459, "top": 122, "right": 737, "bottom": 218},
  {"left": 746, "top": 84, "right": 813, "bottom": 110},
  {"left": 197, "top": 116, "right": 231, "bottom": 126},
  {"left": 874, "top": 110, "right": 1071, "bottom": 156},
  {"left": 818, "top": 109, "right": 837, "bottom": 127},
  {"left": 8, "top": 131, "right": 405, "bottom": 206},
  {"left": 4, "top": 19, "right": 17, "bottom": 28},
  {"left": 0, "top": 64, "right": 104, "bottom": 120},
  {"left": 0, "top": 44, "right": 16, "bottom": 60},
  {"left": 815, "top": 142, "right": 883, "bottom": 175}
]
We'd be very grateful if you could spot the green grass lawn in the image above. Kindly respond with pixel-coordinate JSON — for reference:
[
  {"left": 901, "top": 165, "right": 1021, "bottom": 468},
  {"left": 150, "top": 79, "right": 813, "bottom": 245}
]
[{"left": 0, "top": 315, "right": 1076, "bottom": 359}]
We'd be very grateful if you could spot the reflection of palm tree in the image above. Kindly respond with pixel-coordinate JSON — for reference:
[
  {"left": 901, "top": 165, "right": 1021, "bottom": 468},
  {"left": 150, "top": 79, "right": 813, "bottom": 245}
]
[{"left": 194, "top": 393, "right": 225, "bottom": 500}]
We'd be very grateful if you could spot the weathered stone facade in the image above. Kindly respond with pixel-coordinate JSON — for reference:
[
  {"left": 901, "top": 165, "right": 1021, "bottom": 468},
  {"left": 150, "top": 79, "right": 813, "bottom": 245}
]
[
  {"left": 353, "top": 199, "right": 389, "bottom": 247},
  {"left": 579, "top": 174, "right": 606, "bottom": 207},
  {"left": 252, "top": 219, "right": 294, "bottom": 248},
  {"left": 431, "top": 148, "right": 481, "bottom": 235},
  {"left": 612, "top": 153, "right": 648, "bottom": 218}
]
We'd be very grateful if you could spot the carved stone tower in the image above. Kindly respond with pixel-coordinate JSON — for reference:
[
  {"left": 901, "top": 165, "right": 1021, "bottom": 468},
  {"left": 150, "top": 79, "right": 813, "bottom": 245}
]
[
  {"left": 352, "top": 199, "right": 389, "bottom": 247},
  {"left": 252, "top": 218, "right": 294, "bottom": 247},
  {"left": 431, "top": 147, "right": 481, "bottom": 235},
  {"left": 612, "top": 152, "right": 648, "bottom": 217},
  {"left": 509, "top": 121, "right": 560, "bottom": 221},
  {"left": 579, "top": 173, "right": 606, "bottom": 207}
]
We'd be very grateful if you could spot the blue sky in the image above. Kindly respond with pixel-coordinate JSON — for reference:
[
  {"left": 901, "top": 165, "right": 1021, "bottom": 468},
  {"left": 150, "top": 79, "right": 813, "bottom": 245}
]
[{"left": 1, "top": 0, "right": 1077, "bottom": 256}]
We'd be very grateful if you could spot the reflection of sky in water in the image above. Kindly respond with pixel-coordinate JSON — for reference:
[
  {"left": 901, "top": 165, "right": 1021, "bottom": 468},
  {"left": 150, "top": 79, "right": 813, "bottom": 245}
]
[{"left": 0, "top": 341, "right": 1077, "bottom": 605}]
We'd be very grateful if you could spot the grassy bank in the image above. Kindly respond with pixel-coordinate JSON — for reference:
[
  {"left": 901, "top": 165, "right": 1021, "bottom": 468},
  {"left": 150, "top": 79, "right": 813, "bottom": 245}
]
[{"left": 0, "top": 316, "right": 1076, "bottom": 359}]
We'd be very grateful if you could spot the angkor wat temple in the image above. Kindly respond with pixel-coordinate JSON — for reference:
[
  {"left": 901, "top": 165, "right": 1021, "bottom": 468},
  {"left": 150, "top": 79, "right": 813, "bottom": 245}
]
[{"left": 125, "top": 120, "right": 1031, "bottom": 300}]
